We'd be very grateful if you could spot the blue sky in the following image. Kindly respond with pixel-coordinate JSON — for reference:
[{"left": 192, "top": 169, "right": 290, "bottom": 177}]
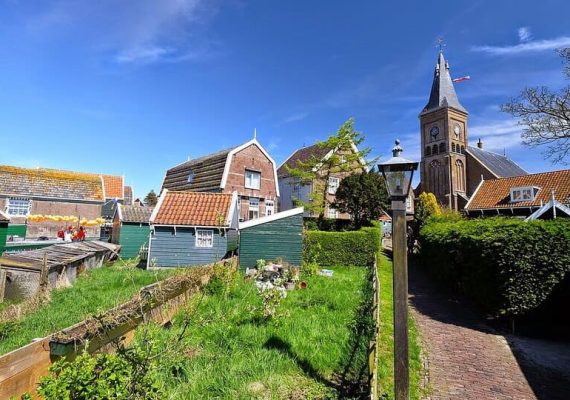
[{"left": 1, "top": 0, "right": 569, "bottom": 197}]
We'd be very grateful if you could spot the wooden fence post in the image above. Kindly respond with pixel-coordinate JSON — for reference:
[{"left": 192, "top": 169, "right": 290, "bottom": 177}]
[
  {"left": 39, "top": 253, "right": 49, "bottom": 293},
  {"left": 0, "top": 270, "right": 6, "bottom": 302}
]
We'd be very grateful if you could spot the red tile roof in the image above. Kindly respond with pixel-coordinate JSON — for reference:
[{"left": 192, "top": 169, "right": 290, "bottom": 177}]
[
  {"left": 465, "top": 169, "right": 570, "bottom": 210},
  {"left": 153, "top": 191, "right": 234, "bottom": 226},
  {"left": 101, "top": 175, "right": 124, "bottom": 199}
]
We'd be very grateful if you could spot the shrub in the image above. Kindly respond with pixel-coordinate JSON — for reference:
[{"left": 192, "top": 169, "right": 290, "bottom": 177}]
[
  {"left": 414, "top": 192, "right": 441, "bottom": 228},
  {"left": 304, "top": 226, "right": 381, "bottom": 267},
  {"left": 418, "top": 217, "right": 570, "bottom": 317}
]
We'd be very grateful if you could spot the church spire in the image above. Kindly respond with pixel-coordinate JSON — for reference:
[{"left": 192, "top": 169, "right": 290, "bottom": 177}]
[{"left": 422, "top": 51, "right": 467, "bottom": 114}]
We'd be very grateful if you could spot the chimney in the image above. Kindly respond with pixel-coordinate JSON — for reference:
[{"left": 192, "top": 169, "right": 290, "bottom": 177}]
[{"left": 477, "top": 138, "right": 483, "bottom": 149}]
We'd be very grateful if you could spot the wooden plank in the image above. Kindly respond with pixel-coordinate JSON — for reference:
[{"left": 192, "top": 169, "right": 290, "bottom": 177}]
[{"left": 0, "top": 270, "right": 6, "bottom": 303}]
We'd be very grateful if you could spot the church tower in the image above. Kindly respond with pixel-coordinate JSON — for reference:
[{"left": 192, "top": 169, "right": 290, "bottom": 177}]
[{"left": 419, "top": 51, "right": 468, "bottom": 210}]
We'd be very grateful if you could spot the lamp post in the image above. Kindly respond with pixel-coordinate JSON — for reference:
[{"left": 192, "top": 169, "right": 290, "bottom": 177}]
[{"left": 379, "top": 139, "right": 418, "bottom": 400}]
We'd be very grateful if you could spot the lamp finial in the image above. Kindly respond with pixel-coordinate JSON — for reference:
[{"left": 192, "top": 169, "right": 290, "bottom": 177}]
[{"left": 392, "top": 139, "right": 403, "bottom": 157}]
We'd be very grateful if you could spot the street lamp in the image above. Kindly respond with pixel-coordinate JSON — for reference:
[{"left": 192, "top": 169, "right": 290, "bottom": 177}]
[{"left": 378, "top": 139, "right": 418, "bottom": 400}]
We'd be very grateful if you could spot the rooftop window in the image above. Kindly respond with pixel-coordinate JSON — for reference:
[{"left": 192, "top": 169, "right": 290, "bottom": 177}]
[{"left": 510, "top": 186, "right": 539, "bottom": 203}]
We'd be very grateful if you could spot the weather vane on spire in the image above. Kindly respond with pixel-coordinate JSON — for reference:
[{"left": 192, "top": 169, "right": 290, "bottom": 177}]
[{"left": 436, "top": 37, "right": 446, "bottom": 53}]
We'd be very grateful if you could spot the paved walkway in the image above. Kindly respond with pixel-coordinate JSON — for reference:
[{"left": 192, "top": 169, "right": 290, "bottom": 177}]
[{"left": 408, "top": 265, "right": 570, "bottom": 400}]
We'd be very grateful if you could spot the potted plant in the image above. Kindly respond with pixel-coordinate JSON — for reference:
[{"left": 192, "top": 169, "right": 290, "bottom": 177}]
[{"left": 283, "top": 268, "right": 297, "bottom": 291}]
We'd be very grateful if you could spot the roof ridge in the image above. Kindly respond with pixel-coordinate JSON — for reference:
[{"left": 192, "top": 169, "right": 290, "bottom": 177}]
[
  {"left": 483, "top": 168, "right": 570, "bottom": 181},
  {"left": 467, "top": 145, "right": 514, "bottom": 159}
]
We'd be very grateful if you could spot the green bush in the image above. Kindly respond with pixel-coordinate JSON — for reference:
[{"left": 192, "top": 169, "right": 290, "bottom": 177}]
[
  {"left": 418, "top": 217, "right": 570, "bottom": 317},
  {"left": 304, "top": 226, "right": 381, "bottom": 267}
]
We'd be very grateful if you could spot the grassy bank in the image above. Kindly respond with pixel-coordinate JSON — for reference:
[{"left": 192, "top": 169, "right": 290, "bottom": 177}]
[
  {"left": 0, "top": 262, "right": 172, "bottom": 355},
  {"left": 377, "top": 252, "right": 425, "bottom": 399},
  {"left": 131, "top": 265, "right": 370, "bottom": 399}
]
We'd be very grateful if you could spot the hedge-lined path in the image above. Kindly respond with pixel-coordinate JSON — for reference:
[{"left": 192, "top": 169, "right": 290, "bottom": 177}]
[{"left": 408, "top": 265, "right": 569, "bottom": 400}]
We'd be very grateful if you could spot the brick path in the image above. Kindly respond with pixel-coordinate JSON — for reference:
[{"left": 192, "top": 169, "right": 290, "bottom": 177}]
[{"left": 408, "top": 265, "right": 566, "bottom": 400}]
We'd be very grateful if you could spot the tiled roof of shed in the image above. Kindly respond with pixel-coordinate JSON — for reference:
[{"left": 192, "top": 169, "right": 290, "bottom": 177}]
[
  {"left": 465, "top": 169, "right": 570, "bottom": 210},
  {"left": 101, "top": 175, "right": 124, "bottom": 199},
  {"left": 277, "top": 143, "right": 332, "bottom": 177},
  {"left": 162, "top": 148, "right": 233, "bottom": 192},
  {"left": 153, "top": 191, "right": 233, "bottom": 227},
  {"left": 467, "top": 146, "right": 527, "bottom": 178},
  {"left": 120, "top": 204, "right": 153, "bottom": 223},
  {"left": 0, "top": 165, "right": 104, "bottom": 202}
]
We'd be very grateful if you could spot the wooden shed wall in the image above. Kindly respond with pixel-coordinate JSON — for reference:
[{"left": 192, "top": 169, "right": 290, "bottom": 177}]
[
  {"left": 239, "top": 213, "right": 303, "bottom": 269},
  {"left": 149, "top": 226, "right": 228, "bottom": 267},
  {"left": 6, "top": 224, "right": 26, "bottom": 238},
  {"left": 0, "top": 222, "right": 7, "bottom": 255},
  {"left": 119, "top": 223, "right": 150, "bottom": 259}
]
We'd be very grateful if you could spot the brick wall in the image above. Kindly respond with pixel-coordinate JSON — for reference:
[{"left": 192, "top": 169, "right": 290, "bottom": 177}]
[
  {"left": 0, "top": 198, "right": 102, "bottom": 239},
  {"left": 224, "top": 144, "right": 278, "bottom": 221}
]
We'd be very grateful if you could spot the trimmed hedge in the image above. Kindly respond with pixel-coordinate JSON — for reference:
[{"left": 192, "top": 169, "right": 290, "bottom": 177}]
[
  {"left": 418, "top": 217, "right": 570, "bottom": 317},
  {"left": 304, "top": 226, "right": 381, "bottom": 267}
]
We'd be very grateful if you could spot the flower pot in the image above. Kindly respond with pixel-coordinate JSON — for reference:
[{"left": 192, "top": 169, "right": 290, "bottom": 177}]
[
  {"left": 285, "top": 281, "right": 295, "bottom": 291},
  {"left": 298, "top": 281, "right": 308, "bottom": 289}
]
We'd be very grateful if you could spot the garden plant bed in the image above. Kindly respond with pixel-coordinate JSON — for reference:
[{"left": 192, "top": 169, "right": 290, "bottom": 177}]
[{"left": 124, "top": 265, "right": 373, "bottom": 399}]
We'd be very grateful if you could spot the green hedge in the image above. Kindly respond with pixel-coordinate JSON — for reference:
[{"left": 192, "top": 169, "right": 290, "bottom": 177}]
[
  {"left": 418, "top": 217, "right": 570, "bottom": 317},
  {"left": 304, "top": 225, "right": 381, "bottom": 267}
]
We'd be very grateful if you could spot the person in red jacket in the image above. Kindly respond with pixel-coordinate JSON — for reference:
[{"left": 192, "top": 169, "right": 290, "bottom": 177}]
[{"left": 75, "top": 226, "right": 86, "bottom": 241}]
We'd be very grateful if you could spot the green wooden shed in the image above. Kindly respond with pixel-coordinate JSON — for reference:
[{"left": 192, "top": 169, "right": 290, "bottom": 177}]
[
  {"left": 111, "top": 204, "right": 153, "bottom": 259},
  {"left": 0, "top": 211, "right": 10, "bottom": 255},
  {"left": 239, "top": 207, "right": 304, "bottom": 269}
]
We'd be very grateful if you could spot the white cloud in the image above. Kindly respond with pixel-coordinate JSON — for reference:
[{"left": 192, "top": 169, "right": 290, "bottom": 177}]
[
  {"left": 280, "top": 112, "right": 309, "bottom": 124},
  {"left": 469, "top": 120, "right": 523, "bottom": 151},
  {"left": 472, "top": 36, "right": 570, "bottom": 55},
  {"left": 28, "top": 0, "right": 221, "bottom": 65},
  {"left": 518, "top": 27, "right": 532, "bottom": 43}
]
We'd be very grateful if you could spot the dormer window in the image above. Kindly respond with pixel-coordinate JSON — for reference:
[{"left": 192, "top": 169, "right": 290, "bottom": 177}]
[
  {"left": 187, "top": 171, "right": 194, "bottom": 183},
  {"left": 510, "top": 186, "right": 539, "bottom": 202}
]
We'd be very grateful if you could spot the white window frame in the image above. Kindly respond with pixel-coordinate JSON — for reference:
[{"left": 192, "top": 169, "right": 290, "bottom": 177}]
[
  {"left": 265, "top": 200, "right": 274, "bottom": 216},
  {"left": 6, "top": 198, "right": 31, "bottom": 216},
  {"left": 327, "top": 206, "right": 338, "bottom": 219},
  {"left": 510, "top": 186, "right": 538, "bottom": 203},
  {"left": 245, "top": 170, "right": 261, "bottom": 190},
  {"left": 328, "top": 177, "right": 340, "bottom": 195},
  {"left": 195, "top": 229, "right": 214, "bottom": 248},
  {"left": 248, "top": 197, "right": 260, "bottom": 220}
]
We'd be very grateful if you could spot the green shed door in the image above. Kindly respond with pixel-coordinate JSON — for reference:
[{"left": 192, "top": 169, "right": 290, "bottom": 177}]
[
  {"left": 0, "top": 222, "right": 8, "bottom": 255},
  {"left": 239, "top": 213, "right": 303, "bottom": 269},
  {"left": 119, "top": 223, "right": 150, "bottom": 259}
]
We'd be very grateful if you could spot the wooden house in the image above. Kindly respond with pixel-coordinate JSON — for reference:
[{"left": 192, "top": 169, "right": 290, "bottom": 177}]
[
  {"left": 111, "top": 204, "right": 153, "bottom": 258},
  {"left": 464, "top": 169, "right": 570, "bottom": 218},
  {"left": 239, "top": 207, "right": 304, "bottom": 270},
  {"left": 277, "top": 142, "right": 367, "bottom": 219},
  {"left": 148, "top": 190, "right": 239, "bottom": 268},
  {"left": 161, "top": 138, "right": 279, "bottom": 222}
]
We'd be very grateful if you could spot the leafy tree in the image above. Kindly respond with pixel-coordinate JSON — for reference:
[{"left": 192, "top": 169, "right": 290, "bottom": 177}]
[
  {"left": 285, "top": 118, "right": 374, "bottom": 224},
  {"left": 414, "top": 192, "right": 441, "bottom": 228},
  {"left": 144, "top": 190, "right": 158, "bottom": 207},
  {"left": 501, "top": 48, "right": 570, "bottom": 164},
  {"left": 332, "top": 169, "right": 389, "bottom": 229}
]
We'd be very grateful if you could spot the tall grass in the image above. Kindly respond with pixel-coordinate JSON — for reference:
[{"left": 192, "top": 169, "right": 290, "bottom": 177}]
[
  {"left": 0, "top": 263, "right": 172, "bottom": 355},
  {"left": 132, "top": 266, "right": 369, "bottom": 399}
]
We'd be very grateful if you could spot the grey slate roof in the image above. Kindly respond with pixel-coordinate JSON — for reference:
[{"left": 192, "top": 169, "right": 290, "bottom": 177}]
[
  {"left": 120, "top": 205, "right": 153, "bottom": 224},
  {"left": 277, "top": 143, "right": 332, "bottom": 177},
  {"left": 161, "top": 148, "right": 234, "bottom": 192},
  {"left": 466, "top": 146, "right": 527, "bottom": 178},
  {"left": 422, "top": 52, "right": 467, "bottom": 114}
]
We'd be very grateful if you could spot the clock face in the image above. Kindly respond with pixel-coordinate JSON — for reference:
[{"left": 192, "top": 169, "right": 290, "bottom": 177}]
[
  {"left": 429, "top": 126, "right": 440, "bottom": 139},
  {"left": 453, "top": 124, "right": 461, "bottom": 138}
]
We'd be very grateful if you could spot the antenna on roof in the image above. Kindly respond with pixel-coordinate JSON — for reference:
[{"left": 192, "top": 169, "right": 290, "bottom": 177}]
[
  {"left": 253, "top": 128, "right": 257, "bottom": 140},
  {"left": 503, "top": 148, "right": 506, "bottom": 156},
  {"left": 187, "top": 155, "right": 191, "bottom": 161}
]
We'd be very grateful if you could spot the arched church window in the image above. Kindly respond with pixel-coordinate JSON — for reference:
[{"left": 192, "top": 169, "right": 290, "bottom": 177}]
[
  {"left": 451, "top": 143, "right": 456, "bottom": 153},
  {"left": 429, "top": 160, "right": 443, "bottom": 198},
  {"left": 455, "top": 160, "right": 465, "bottom": 192},
  {"left": 432, "top": 144, "right": 438, "bottom": 155},
  {"left": 439, "top": 142, "right": 445, "bottom": 153},
  {"left": 425, "top": 146, "right": 431, "bottom": 156},
  {"left": 461, "top": 145, "right": 465, "bottom": 154}
]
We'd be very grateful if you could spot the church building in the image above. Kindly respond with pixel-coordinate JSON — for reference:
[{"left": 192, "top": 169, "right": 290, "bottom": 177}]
[{"left": 418, "top": 52, "right": 527, "bottom": 210}]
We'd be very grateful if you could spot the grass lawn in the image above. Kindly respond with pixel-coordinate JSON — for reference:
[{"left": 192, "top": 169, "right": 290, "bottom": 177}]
[
  {"left": 377, "top": 252, "right": 426, "bottom": 399},
  {"left": 0, "top": 262, "right": 172, "bottom": 356},
  {"left": 133, "top": 265, "right": 371, "bottom": 399}
]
